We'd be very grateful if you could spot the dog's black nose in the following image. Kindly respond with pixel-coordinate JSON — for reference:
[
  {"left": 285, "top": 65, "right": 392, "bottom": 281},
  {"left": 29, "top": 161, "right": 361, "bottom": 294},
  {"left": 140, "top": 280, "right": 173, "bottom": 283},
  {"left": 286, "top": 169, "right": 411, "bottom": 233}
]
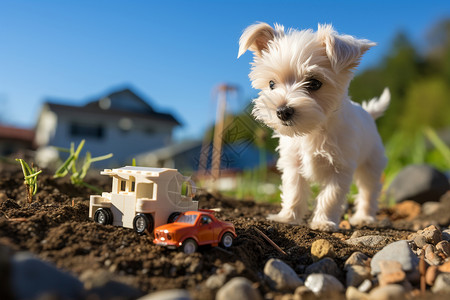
[{"left": 276, "top": 106, "right": 294, "bottom": 121}]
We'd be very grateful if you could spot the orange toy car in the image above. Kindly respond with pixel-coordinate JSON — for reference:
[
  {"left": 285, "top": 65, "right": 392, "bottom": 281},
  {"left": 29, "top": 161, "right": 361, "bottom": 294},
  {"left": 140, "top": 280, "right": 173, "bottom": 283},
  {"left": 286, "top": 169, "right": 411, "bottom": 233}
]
[{"left": 153, "top": 210, "right": 236, "bottom": 254}]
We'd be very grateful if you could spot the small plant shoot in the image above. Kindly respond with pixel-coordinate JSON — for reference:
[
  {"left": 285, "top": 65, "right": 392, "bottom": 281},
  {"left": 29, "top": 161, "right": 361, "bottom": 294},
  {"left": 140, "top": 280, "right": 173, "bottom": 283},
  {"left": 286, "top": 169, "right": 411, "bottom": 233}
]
[
  {"left": 54, "top": 139, "right": 113, "bottom": 193},
  {"left": 16, "top": 159, "right": 42, "bottom": 204}
]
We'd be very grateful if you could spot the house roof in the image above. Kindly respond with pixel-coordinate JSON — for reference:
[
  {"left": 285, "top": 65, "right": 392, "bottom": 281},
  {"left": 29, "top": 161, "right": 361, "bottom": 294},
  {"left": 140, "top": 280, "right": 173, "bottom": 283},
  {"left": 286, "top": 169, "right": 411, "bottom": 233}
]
[
  {"left": 45, "top": 88, "right": 181, "bottom": 126},
  {"left": 101, "top": 166, "right": 177, "bottom": 177},
  {"left": 0, "top": 125, "right": 35, "bottom": 142}
]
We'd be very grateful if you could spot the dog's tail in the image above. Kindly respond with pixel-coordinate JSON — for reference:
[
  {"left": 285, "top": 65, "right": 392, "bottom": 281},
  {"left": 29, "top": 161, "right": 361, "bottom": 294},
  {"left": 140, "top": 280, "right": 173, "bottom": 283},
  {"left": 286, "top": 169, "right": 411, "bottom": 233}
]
[{"left": 362, "top": 88, "right": 391, "bottom": 120}]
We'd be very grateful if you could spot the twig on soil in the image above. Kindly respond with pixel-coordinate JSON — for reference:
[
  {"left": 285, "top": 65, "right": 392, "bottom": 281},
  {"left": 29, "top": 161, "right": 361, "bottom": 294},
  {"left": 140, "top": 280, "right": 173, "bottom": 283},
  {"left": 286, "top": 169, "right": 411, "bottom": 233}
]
[
  {"left": 7, "top": 217, "right": 28, "bottom": 222},
  {"left": 419, "top": 251, "right": 426, "bottom": 294},
  {"left": 254, "top": 227, "right": 287, "bottom": 256},
  {"left": 214, "top": 246, "right": 234, "bottom": 255}
]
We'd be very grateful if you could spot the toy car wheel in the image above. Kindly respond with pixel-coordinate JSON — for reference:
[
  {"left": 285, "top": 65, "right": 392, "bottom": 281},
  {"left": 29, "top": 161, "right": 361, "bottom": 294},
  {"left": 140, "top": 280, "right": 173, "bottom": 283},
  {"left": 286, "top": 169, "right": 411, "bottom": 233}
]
[
  {"left": 181, "top": 239, "right": 198, "bottom": 254},
  {"left": 94, "top": 208, "right": 113, "bottom": 225},
  {"left": 220, "top": 232, "right": 234, "bottom": 248},
  {"left": 133, "top": 213, "right": 154, "bottom": 234},
  {"left": 167, "top": 212, "right": 181, "bottom": 223}
]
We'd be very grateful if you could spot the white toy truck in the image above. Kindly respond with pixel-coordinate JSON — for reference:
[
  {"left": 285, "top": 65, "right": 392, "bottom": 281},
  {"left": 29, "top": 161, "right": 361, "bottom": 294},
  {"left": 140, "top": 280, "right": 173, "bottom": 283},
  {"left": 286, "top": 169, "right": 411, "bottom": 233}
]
[{"left": 89, "top": 166, "right": 198, "bottom": 234}]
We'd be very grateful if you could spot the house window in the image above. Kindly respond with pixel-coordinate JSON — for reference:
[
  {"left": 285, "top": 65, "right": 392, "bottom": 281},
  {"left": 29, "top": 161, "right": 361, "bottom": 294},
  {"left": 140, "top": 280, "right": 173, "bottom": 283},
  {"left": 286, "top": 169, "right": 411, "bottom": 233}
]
[
  {"left": 119, "top": 180, "right": 126, "bottom": 192},
  {"left": 70, "top": 123, "right": 104, "bottom": 139}
]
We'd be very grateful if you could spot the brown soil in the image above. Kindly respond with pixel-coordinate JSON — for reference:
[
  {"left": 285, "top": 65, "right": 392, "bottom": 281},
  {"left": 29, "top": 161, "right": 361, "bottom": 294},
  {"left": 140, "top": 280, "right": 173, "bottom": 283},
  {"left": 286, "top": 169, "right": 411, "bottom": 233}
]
[{"left": 0, "top": 164, "right": 449, "bottom": 299}]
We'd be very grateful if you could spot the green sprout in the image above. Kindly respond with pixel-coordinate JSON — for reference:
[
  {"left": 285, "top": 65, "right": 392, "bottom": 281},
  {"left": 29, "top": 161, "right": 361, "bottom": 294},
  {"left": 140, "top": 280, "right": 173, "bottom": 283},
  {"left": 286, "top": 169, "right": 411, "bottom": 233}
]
[
  {"left": 54, "top": 139, "right": 113, "bottom": 193},
  {"left": 16, "top": 159, "right": 42, "bottom": 204}
]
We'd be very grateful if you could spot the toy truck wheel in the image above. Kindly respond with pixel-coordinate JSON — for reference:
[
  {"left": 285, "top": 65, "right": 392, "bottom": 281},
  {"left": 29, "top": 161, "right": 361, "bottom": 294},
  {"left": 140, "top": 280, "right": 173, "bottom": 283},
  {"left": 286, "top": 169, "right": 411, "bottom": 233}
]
[
  {"left": 94, "top": 208, "right": 113, "bottom": 225},
  {"left": 167, "top": 212, "right": 181, "bottom": 223},
  {"left": 133, "top": 213, "right": 154, "bottom": 234},
  {"left": 220, "top": 232, "right": 234, "bottom": 249},
  {"left": 181, "top": 239, "right": 198, "bottom": 254}
]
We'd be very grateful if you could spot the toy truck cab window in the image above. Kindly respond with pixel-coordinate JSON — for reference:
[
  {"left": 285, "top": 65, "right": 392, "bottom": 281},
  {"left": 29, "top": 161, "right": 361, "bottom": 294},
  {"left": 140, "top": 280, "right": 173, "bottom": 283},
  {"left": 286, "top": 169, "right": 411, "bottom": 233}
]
[{"left": 119, "top": 180, "right": 126, "bottom": 192}]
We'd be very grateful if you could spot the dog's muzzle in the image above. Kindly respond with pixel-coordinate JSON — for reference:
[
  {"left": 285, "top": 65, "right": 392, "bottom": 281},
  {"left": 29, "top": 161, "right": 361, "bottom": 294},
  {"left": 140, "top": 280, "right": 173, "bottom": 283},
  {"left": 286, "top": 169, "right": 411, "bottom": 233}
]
[{"left": 276, "top": 105, "right": 295, "bottom": 122}]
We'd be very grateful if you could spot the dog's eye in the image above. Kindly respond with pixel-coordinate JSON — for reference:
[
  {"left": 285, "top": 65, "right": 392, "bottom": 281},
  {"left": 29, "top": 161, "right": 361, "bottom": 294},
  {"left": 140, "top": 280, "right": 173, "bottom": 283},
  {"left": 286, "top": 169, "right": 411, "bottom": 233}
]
[
  {"left": 269, "top": 80, "right": 275, "bottom": 90},
  {"left": 305, "top": 79, "right": 322, "bottom": 91}
]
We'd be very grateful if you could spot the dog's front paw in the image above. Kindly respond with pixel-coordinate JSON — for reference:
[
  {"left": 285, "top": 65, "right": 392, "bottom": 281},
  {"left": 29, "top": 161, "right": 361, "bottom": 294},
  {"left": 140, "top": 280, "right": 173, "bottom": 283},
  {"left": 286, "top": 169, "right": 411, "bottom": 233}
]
[
  {"left": 349, "top": 214, "right": 376, "bottom": 226},
  {"left": 310, "top": 220, "right": 338, "bottom": 232},
  {"left": 267, "top": 211, "right": 304, "bottom": 225}
]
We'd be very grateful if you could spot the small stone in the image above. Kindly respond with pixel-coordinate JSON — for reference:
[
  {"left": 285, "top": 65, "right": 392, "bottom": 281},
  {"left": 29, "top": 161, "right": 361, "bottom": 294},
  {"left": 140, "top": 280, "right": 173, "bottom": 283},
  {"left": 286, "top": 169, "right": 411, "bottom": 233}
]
[
  {"left": 369, "top": 284, "right": 406, "bottom": 300},
  {"left": 350, "top": 230, "right": 364, "bottom": 239},
  {"left": 419, "top": 225, "right": 442, "bottom": 245},
  {"left": 305, "top": 257, "right": 341, "bottom": 278},
  {"left": 378, "top": 260, "right": 406, "bottom": 286},
  {"left": 346, "top": 265, "right": 371, "bottom": 287},
  {"left": 311, "top": 239, "right": 335, "bottom": 262},
  {"left": 358, "top": 279, "right": 372, "bottom": 293},
  {"left": 304, "top": 274, "right": 344, "bottom": 295},
  {"left": 346, "top": 286, "right": 369, "bottom": 300},
  {"left": 422, "top": 202, "right": 442, "bottom": 216},
  {"left": 425, "top": 244, "right": 442, "bottom": 266},
  {"left": 264, "top": 258, "right": 303, "bottom": 291},
  {"left": 392, "top": 200, "right": 421, "bottom": 220},
  {"left": 431, "top": 273, "right": 450, "bottom": 294},
  {"left": 442, "top": 228, "right": 450, "bottom": 242},
  {"left": 339, "top": 220, "right": 351, "bottom": 230},
  {"left": 137, "top": 289, "right": 191, "bottom": 300},
  {"left": 413, "top": 235, "right": 427, "bottom": 249},
  {"left": 344, "top": 252, "right": 370, "bottom": 270},
  {"left": 294, "top": 286, "right": 315, "bottom": 299},
  {"left": 216, "top": 277, "right": 262, "bottom": 300},
  {"left": 425, "top": 265, "right": 439, "bottom": 286},
  {"left": 436, "top": 240, "right": 450, "bottom": 257},
  {"left": 371, "top": 241, "right": 419, "bottom": 275},
  {"left": 438, "top": 261, "right": 450, "bottom": 273},
  {"left": 205, "top": 274, "right": 227, "bottom": 289},
  {"left": 345, "top": 235, "right": 389, "bottom": 248}
]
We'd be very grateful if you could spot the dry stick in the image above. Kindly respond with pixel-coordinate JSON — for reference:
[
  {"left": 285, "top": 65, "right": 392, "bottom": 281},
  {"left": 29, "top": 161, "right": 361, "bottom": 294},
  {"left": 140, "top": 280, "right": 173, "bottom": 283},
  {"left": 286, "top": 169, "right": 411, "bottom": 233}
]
[
  {"left": 419, "top": 251, "right": 426, "bottom": 294},
  {"left": 254, "top": 227, "right": 287, "bottom": 256}
]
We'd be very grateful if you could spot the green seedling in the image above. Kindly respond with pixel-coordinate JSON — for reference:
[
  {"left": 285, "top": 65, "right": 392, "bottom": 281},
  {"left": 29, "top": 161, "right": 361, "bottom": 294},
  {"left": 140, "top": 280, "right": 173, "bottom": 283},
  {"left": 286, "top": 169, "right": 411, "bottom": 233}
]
[
  {"left": 16, "top": 159, "right": 42, "bottom": 204},
  {"left": 54, "top": 139, "right": 113, "bottom": 193}
]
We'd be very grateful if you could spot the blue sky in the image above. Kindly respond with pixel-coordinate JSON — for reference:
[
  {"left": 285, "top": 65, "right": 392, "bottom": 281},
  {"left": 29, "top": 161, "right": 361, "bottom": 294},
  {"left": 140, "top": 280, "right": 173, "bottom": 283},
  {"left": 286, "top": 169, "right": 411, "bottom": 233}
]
[{"left": 0, "top": 0, "right": 449, "bottom": 140}]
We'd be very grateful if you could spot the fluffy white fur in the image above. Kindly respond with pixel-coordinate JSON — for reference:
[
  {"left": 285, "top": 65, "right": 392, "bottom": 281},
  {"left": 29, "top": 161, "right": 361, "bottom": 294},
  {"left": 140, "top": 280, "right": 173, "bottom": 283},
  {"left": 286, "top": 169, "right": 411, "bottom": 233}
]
[{"left": 238, "top": 23, "right": 390, "bottom": 231}]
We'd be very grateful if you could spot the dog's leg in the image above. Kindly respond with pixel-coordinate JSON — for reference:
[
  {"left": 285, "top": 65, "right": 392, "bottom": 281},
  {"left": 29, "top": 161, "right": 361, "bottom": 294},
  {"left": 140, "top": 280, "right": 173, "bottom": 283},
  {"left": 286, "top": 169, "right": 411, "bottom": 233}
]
[
  {"left": 268, "top": 166, "right": 309, "bottom": 224},
  {"left": 349, "top": 159, "right": 384, "bottom": 226},
  {"left": 310, "top": 174, "right": 352, "bottom": 232}
]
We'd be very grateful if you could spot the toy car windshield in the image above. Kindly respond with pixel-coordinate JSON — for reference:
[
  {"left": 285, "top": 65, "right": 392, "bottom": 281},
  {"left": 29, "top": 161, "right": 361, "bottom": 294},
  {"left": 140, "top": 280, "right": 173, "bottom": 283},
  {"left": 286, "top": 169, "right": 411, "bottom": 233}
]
[{"left": 176, "top": 214, "right": 197, "bottom": 224}]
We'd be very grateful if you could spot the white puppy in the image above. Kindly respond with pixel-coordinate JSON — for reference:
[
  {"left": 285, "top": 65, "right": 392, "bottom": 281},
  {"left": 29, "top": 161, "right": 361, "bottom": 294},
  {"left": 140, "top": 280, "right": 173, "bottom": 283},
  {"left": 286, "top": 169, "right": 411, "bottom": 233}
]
[{"left": 238, "top": 23, "right": 390, "bottom": 231}]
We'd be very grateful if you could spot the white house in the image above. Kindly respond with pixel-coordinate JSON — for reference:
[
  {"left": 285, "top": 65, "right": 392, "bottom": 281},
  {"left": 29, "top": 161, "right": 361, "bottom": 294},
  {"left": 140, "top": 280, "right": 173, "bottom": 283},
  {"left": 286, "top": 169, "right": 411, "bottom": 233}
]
[{"left": 34, "top": 88, "right": 181, "bottom": 166}]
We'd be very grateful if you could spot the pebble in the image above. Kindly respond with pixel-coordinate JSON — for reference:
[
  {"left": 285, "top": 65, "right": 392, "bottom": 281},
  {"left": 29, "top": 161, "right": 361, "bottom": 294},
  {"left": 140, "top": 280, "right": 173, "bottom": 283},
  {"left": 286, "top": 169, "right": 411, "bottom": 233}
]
[
  {"left": 205, "top": 273, "right": 227, "bottom": 289},
  {"left": 310, "top": 239, "right": 335, "bottom": 262},
  {"left": 393, "top": 200, "right": 421, "bottom": 220},
  {"left": 137, "top": 289, "right": 192, "bottom": 300},
  {"left": 346, "top": 265, "right": 371, "bottom": 287},
  {"left": 371, "top": 241, "right": 419, "bottom": 274},
  {"left": 305, "top": 257, "right": 341, "bottom": 278},
  {"left": 431, "top": 273, "right": 450, "bottom": 294},
  {"left": 345, "top": 235, "right": 389, "bottom": 248},
  {"left": 438, "top": 260, "right": 450, "bottom": 273},
  {"left": 418, "top": 225, "right": 442, "bottom": 245},
  {"left": 442, "top": 228, "right": 450, "bottom": 242},
  {"left": 422, "top": 202, "right": 442, "bottom": 216},
  {"left": 424, "top": 244, "right": 442, "bottom": 265},
  {"left": 216, "top": 277, "right": 262, "bottom": 300},
  {"left": 346, "top": 286, "right": 369, "bottom": 300},
  {"left": 344, "top": 252, "right": 370, "bottom": 270},
  {"left": 377, "top": 260, "right": 406, "bottom": 286},
  {"left": 264, "top": 258, "right": 303, "bottom": 291},
  {"left": 294, "top": 286, "right": 315, "bottom": 299},
  {"left": 436, "top": 240, "right": 450, "bottom": 257},
  {"left": 339, "top": 220, "right": 351, "bottom": 230},
  {"left": 413, "top": 235, "right": 427, "bottom": 249},
  {"left": 425, "top": 265, "right": 439, "bottom": 286},
  {"left": 304, "top": 273, "right": 344, "bottom": 295},
  {"left": 11, "top": 252, "right": 84, "bottom": 300},
  {"left": 358, "top": 279, "right": 373, "bottom": 293},
  {"left": 369, "top": 284, "right": 406, "bottom": 300}
]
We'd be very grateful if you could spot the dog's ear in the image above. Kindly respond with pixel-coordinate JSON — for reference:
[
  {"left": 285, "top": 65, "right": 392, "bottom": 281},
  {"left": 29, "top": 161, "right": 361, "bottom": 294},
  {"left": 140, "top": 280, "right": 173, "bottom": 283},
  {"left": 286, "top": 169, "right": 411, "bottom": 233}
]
[
  {"left": 238, "top": 22, "right": 275, "bottom": 58},
  {"left": 318, "top": 24, "right": 376, "bottom": 73}
]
